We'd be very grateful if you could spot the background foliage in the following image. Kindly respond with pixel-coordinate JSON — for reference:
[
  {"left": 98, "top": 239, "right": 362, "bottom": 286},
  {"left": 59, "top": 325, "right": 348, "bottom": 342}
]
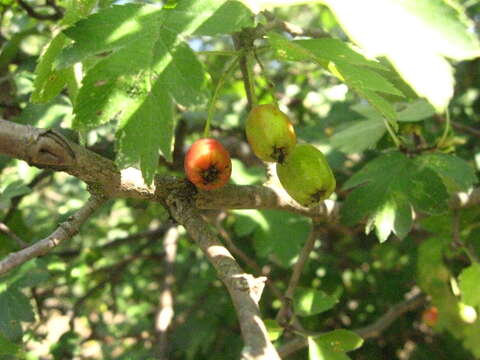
[{"left": 0, "top": 0, "right": 480, "bottom": 359}]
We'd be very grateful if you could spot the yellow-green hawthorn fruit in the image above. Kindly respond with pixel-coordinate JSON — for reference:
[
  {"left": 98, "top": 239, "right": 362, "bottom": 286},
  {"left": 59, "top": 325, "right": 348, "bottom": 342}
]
[
  {"left": 245, "top": 104, "right": 296, "bottom": 163},
  {"left": 276, "top": 144, "right": 336, "bottom": 207}
]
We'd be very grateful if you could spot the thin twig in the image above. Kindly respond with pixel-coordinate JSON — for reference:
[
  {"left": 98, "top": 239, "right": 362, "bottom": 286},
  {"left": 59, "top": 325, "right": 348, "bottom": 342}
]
[
  {"left": 16, "top": 0, "right": 63, "bottom": 20},
  {"left": 277, "top": 293, "right": 427, "bottom": 358},
  {"left": 0, "top": 195, "right": 106, "bottom": 276},
  {"left": 0, "top": 221, "right": 28, "bottom": 248},
  {"left": 285, "top": 224, "right": 321, "bottom": 300},
  {"left": 452, "top": 121, "right": 480, "bottom": 138},
  {"left": 436, "top": 114, "right": 480, "bottom": 138},
  {"left": 355, "top": 293, "right": 427, "bottom": 339},
  {"left": 276, "top": 223, "right": 321, "bottom": 327}
]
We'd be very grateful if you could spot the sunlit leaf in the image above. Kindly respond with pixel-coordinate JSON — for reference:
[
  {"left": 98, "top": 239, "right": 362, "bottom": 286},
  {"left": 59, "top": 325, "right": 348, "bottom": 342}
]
[
  {"left": 294, "top": 287, "right": 339, "bottom": 316},
  {"left": 459, "top": 264, "right": 480, "bottom": 308},
  {"left": 324, "top": 0, "right": 480, "bottom": 110}
]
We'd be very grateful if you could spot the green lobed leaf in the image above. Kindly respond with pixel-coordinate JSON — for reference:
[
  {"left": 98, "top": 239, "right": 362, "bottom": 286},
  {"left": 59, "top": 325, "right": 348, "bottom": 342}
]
[
  {"left": 369, "top": 193, "right": 412, "bottom": 242},
  {"left": 0, "top": 288, "right": 35, "bottom": 341},
  {"left": 341, "top": 152, "right": 449, "bottom": 241},
  {"left": 335, "top": 62, "right": 404, "bottom": 97},
  {"left": 159, "top": 42, "right": 209, "bottom": 107},
  {"left": 459, "top": 264, "right": 480, "bottom": 308},
  {"left": 408, "top": 165, "right": 449, "bottom": 214},
  {"left": 0, "top": 333, "right": 20, "bottom": 356},
  {"left": 463, "top": 322, "right": 480, "bottom": 358},
  {"left": 415, "top": 153, "right": 477, "bottom": 193},
  {"left": 324, "top": 0, "right": 480, "bottom": 111},
  {"left": 31, "top": 34, "right": 71, "bottom": 104},
  {"left": 56, "top": 4, "right": 154, "bottom": 69},
  {"left": 50, "top": 330, "right": 81, "bottom": 359},
  {"left": 308, "top": 337, "right": 351, "bottom": 360},
  {"left": 293, "top": 38, "right": 386, "bottom": 70},
  {"left": 252, "top": 210, "right": 310, "bottom": 267},
  {"left": 314, "top": 330, "right": 364, "bottom": 353},
  {"left": 58, "top": 2, "right": 253, "bottom": 68},
  {"left": 61, "top": 0, "right": 98, "bottom": 25},
  {"left": 417, "top": 237, "right": 450, "bottom": 294},
  {"left": 396, "top": 99, "right": 436, "bottom": 122},
  {"left": 330, "top": 118, "right": 386, "bottom": 154},
  {"left": 0, "top": 181, "right": 31, "bottom": 201},
  {"left": 17, "top": 96, "right": 74, "bottom": 129},
  {"left": 293, "top": 287, "right": 339, "bottom": 317},
  {"left": 267, "top": 32, "right": 402, "bottom": 121},
  {"left": 263, "top": 319, "right": 283, "bottom": 341},
  {"left": 59, "top": 1, "right": 248, "bottom": 183},
  {"left": 116, "top": 87, "right": 174, "bottom": 184},
  {"left": 230, "top": 159, "right": 264, "bottom": 185},
  {"left": 193, "top": 1, "right": 254, "bottom": 36},
  {"left": 351, "top": 99, "right": 435, "bottom": 124},
  {"left": 31, "top": 0, "right": 97, "bottom": 103},
  {"left": 0, "top": 27, "right": 37, "bottom": 69},
  {"left": 267, "top": 32, "right": 317, "bottom": 62},
  {"left": 10, "top": 259, "right": 50, "bottom": 289},
  {"left": 232, "top": 209, "right": 267, "bottom": 237},
  {"left": 355, "top": 88, "right": 397, "bottom": 122}
]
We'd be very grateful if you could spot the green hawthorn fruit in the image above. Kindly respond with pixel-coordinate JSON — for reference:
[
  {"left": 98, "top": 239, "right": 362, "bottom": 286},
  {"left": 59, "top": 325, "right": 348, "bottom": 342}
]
[
  {"left": 245, "top": 104, "right": 296, "bottom": 163},
  {"left": 276, "top": 144, "right": 336, "bottom": 207}
]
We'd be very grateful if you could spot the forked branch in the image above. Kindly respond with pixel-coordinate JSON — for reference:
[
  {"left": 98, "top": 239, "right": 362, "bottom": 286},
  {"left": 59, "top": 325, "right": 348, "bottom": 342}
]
[
  {"left": 166, "top": 193, "right": 280, "bottom": 360},
  {"left": 0, "top": 195, "right": 105, "bottom": 276}
]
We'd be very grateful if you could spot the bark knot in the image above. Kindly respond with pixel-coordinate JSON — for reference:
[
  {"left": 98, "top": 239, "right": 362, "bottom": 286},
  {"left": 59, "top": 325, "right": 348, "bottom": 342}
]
[{"left": 28, "top": 129, "right": 76, "bottom": 168}]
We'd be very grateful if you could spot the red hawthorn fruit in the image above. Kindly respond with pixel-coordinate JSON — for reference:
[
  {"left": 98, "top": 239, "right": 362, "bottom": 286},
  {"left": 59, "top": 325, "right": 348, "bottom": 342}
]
[
  {"left": 184, "top": 138, "right": 232, "bottom": 190},
  {"left": 422, "top": 306, "right": 439, "bottom": 327}
]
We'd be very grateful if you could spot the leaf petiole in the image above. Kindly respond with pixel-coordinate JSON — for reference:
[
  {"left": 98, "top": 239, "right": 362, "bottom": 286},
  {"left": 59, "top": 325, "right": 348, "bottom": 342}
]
[
  {"left": 383, "top": 118, "right": 402, "bottom": 148},
  {"left": 203, "top": 56, "right": 240, "bottom": 138}
]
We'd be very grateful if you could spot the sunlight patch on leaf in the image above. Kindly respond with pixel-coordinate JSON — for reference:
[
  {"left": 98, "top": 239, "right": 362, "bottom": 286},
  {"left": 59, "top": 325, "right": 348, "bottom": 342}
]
[{"left": 324, "top": 0, "right": 480, "bottom": 111}]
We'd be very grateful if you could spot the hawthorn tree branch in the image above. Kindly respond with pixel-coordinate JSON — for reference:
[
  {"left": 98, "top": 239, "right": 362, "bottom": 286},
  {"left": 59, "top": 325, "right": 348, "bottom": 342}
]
[
  {"left": 355, "top": 292, "right": 427, "bottom": 339},
  {"left": 0, "top": 118, "right": 340, "bottom": 220},
  {"left": 0, "top": 195, "right": 105, "bottom": 276},
  {"left": 166, "top": 193, "right": 280, "bottom": 360},
  {"left": 0, "top": 115, "right": 477, "bottom": 221},
  {"left": 2, "top": 119, "right": 480, "bottom": 219},
  {"left": 278, "top": 293, "right": 427, "bottom": 358},
  {"left": 196, "top": 185, "right": 340, "bottom": 221}
]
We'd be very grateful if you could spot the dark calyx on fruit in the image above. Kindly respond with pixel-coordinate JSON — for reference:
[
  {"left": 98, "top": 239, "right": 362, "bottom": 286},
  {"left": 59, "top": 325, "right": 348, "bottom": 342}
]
[
  {"left": 272, "top": 145, "right": 287, "bottom": 164},
  {"left": 310, "top": 189, "right": 327, "bottom": 204},
  {"left": 201, "top": 164, "right": 220, "bottom": 184}
]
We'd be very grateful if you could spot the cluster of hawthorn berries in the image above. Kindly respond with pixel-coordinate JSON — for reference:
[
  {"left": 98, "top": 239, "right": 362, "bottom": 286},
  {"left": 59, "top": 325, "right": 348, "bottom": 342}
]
[{"left": 184, "top": 104, "right": 336, "bottom": 207}]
